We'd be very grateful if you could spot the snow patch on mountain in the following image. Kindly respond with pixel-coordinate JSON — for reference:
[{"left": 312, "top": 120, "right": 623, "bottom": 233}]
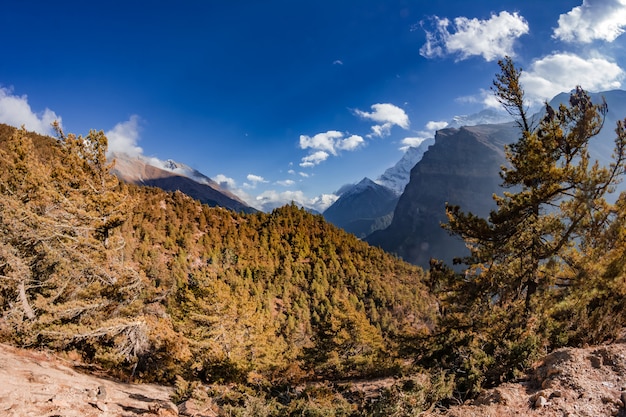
[
  {"left": 145, "top": 156, "right": 216, "bottom": 186},
  {"left": 447, "top": 108, "right": 513, "bottom": 128},
  {"left": 376, "top": 138, "right": 435, "bottom": 194},
  {"left": 376, "top": 109, "right": 514, "bottom": 194}
]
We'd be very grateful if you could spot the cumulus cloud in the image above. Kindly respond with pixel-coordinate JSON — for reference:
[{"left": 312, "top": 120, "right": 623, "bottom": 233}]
[
  {"left": 246, "top": 174, "right": 267, "bottom": 184},
  {"left": 299, "top": 131, "right": 365, "bottom": 155},
  {"left": 212, "top": 174, "right": 256, "bottom": 207},
  {"left": 553, "top": 0, "right": 626, "bottom": 43},
  {"left": 353, "top": 103, "right": 410, "bottom": 137},
  {"left": 520, "top": 53, "right": 625, "bottom": 103},
  {"left": 298, "top": 130, "right": 365, "bottom": 167},
  {"left": 300, "top": 130, "right": 344, "bottom": 155},
  {"left": 243, "top": 173, "right": 269, "bottom": 189},
  {"left": 311, "top": 193, "right": 340, "bottom": 211},
  {"left": 400, "top": 137, "right": 429, "bottom": 151},
  {"left": 255, "top": 190, "right": 338, "bottom": 212},
  {"left": 0, "top": 86, "right": 61, "bottom": 135},
  {"left": 336, "top": 134, "right": 364, "bottom": 151},
  {"left": 420, "top": 11, "right": 529, "bottom": 61},
  {"left": 214, "top": 174, "right": 237, "bottom": 190},
  {"left": 425, "top": 121, "right": 449, "bottom": 131},
  {"left": 105, "top": 115, "right": 143, "bottom": 157},
  {"left": 300, "top": 150, "right": 329, "bottom": 168},
  {"left": 276, "top": 179, "right": 295, "bottom": 187}
]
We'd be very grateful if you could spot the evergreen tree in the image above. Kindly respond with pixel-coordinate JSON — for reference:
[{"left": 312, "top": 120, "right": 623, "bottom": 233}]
[{"left": 433, "top": 57, "right": 626, "bottom": 394}]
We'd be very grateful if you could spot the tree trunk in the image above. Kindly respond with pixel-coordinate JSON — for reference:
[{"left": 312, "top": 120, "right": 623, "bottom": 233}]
[{"left": 18, "top": 280, "right": 35, "bottom": 320}]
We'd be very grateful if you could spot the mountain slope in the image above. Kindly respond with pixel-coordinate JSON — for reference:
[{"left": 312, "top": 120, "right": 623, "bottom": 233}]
[
  {"left": 110, "top": 152, "right": 255, "bottom": 213},
  {"left": 367, "top": 123, "right": 517, "bottom": 267},
  {"left": 367, "top": 90, "right": 626, "bottom": 268},
  {"left": 0, "top": 124, "right": 435, "bottom": 388},
  {"left": 376, "top": 138, "right": 435, "bottom": 195},
  {"left": 323, "top": 177, "right": 399, "bottom": 238}
]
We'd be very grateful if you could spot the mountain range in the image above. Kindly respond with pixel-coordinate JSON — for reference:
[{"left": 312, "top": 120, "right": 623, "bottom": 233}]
[
  {"left": 368, "top": 89, "right": 626, "bottom": 267},
  {"left": 322, "top": 177, "right": 398, "bottom": 238},
  {"left": 367, "top": 122, "right": 517, "bottom": 267},
  {"left": 109, "top": 89, "right": 626, "bottom": 269},
  {"left": 110, "top": 152, "right": 256, "bottom": 213},
  {"left": 321, "top": 109, "right": 512, "bottom": 242}
]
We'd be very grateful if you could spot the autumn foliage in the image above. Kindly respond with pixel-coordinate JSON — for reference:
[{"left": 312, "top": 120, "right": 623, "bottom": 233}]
[{"left": 0, "top": 122, "right": 434, "bottom": 390}]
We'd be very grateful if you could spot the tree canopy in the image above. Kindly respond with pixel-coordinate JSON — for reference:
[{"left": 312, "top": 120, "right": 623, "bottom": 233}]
[
  {"left": 0, "top": 123, "right": 435, "bottom": 388},
  {"left": 428, "top": 57, "right": 626, "bottom": 397}
]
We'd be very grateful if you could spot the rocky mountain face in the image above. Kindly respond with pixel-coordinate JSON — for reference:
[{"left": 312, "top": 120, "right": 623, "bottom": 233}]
[
  {"left": 323, "top": 177, "right": 398, "bottom": 238},
  {"left": 376, "top": 138, "right": 435, "bottom": 195},
  {"left": 367, "top": 89, "right": 626, "bottom": 269},
  {"left": 367, "top": 123, "right": 517, "bottom": 268},
  {"left": 110, "top": 152, "right": 256, "bottom": 213}
]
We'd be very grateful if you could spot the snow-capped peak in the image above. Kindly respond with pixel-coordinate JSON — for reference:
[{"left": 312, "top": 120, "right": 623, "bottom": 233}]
[
  {"left": 447, "top": 108, "right": 513, "bottom": 128},
  {"left": 146, "top": 156, "right": 215, "bottom": 186}
]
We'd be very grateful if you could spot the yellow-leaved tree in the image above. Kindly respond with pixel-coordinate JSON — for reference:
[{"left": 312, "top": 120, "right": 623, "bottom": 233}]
[{"left": 0, "top": 125, "right": 147, "bottom": 375}]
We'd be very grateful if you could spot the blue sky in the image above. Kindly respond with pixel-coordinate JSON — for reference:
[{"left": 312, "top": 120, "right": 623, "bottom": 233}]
[{"left": 1, "top": 1, "right": 625, "bottom": 211}]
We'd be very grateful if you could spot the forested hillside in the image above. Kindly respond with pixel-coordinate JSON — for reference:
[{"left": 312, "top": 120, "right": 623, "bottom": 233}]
[
  {"left": 3, "top": 58, "right": 626, "bottom": 416},
  {"left": 0, "top": 122, "right": 434, "bottom": 390}
]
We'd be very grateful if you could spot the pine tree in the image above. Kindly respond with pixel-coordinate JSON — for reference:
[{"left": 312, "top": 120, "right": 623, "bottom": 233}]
[
  {"left": 434, "top": 57, "right": 626, "bottom": 394},
  {"left": 446, "top": 57, "right": 626, "bottom": 315}
]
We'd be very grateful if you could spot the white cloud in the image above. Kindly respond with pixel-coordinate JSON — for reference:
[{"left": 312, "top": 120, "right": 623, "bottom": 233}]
[
  {"left": 105, "top": 115, "right": 143, "bottom": 157},
  {"left": 354, "top": 103, "right": 409, "bottom": 137},
  {"left": 400, "top": 137, "right": 428, "bottom": 152},
  {"left": 300, "top": 150, "right": 329, "bottom": 168},
  {"left": 336, "top": 134, "right": 364, "bottom": 151},
  {"left": 275, "top": 179, "right": 295, "bottom": 187},
  {"left": 299, "top": 131, "right": 364, "bottom": 167},
  {"left": 212, "top": 174, "right": 256, "bottom": 207},
  {"left": 420, "top": 11, "right": 529, "bottom": 62},
  {"left": 0, "top": 86, "right": 61, "bottom": 135},
  {"left": 425, "top": 121, "right": 449, "bottom": 131},
  {"left": 456, "top": 88, "right": 504, "bottom": 109},
  {"left": 246, "top": 173, "right": 267, "bottom": 184},
  {"left": 310, "top": 193, "right": 339, "bottom": 211},
  {"left": 553, "top": 0, "right": 626, "bottom": 43},
  {"left": 399, "top": 120, "right": 448, "bottom": 152},
  {"left": 333, "top": 60, "right": 344, "bottom": 65},
  {"left": 520, "top": 53, "right": 625, "bottom": 103},
  {"left": 243, "top": 173, "right": 269, "bottom": 189},
  {"left": 254, "top": 190, "right": 338, "bottom": 212},
  {"left": 214, "top": 174, "right": 237, "bottom": 190},
  {"left": 300, "top": 130, "right": 344, "bottom": 155}
]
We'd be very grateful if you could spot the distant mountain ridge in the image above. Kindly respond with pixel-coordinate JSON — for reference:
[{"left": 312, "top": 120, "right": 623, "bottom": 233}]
[
  {"left": 110, "top": 152, "right": 256, "bottom": 213},
  {"left": 323, "top": 178, "right": 398, "bottom": 238},
  {"left": 322, "top": 109, "right": 513, "bottom": 241},
  {"left": 367, "top": 123, "right": 517, "bottom": 267}
]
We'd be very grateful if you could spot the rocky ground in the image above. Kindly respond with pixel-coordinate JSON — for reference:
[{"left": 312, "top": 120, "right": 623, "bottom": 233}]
[
  {"left": 0, "top": 343, "right": 178, "bottom": 417},
  {"left": 1, "top": 336, "right": 626, "bottom": 416},
  {"left": 424, "top": 333, "right": 626, "bottom": 417}
]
